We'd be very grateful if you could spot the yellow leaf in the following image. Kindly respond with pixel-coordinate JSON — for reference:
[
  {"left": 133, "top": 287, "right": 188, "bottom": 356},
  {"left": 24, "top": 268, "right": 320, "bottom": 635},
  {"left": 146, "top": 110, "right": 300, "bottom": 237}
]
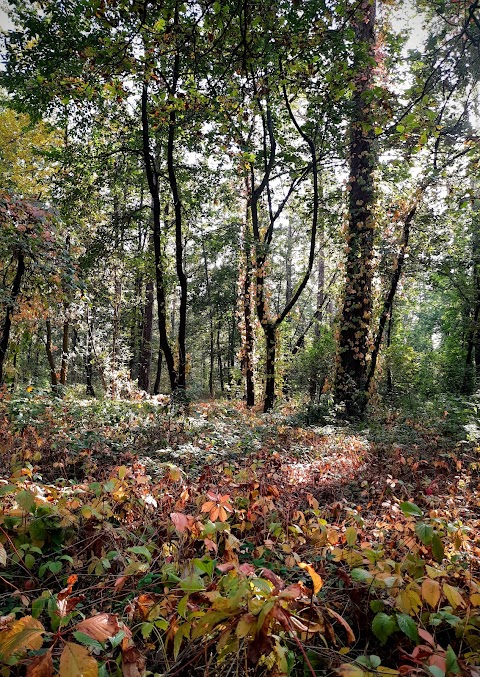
[
  {"left": 442, "top": 583, "right": 465, "bottom": 610},
  {"left": 422, "top": 579, "right": 441, "bottom": 608},
  {"left": 0, "top": 616, "right": 44, "bottom": 660},
  {"left": 59, "top": 642, "right": 98, "bottom": 677},
  {"left": 298, "top": 563, "right": 323, "bottom": 594},
  {"left": 470, "top": 593, "right": 480, "bottom": 607}
]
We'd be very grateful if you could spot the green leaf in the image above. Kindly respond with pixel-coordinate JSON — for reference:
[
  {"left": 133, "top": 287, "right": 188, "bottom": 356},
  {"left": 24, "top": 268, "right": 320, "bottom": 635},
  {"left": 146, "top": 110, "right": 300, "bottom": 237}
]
[
  {"left": 396, "top": 613, "right": 419, "bottom": 643},
  {"left": 24, "top": 553, "right": 35, "bottom": 569},
  {"left": 177, "top": 594, "right": 189, "bottom": 619},
  {"left": 179, "top": 574, "right": 205, "bottom": 593},
  {"left": 72, "top": 631, "right": 104, "bottom": 651},
  {"left": 127, "top": 546, "right": 152, "bottom": 561},
  {"left": 431, "top": 534, "right": 444, "bottom": 563},
  {"left": 400, "top": 502, "right": 423, "bottom": 517},
  {"left": 17, "top": 490, "right": 35, "bottom": 512},
  {"left": 140, "top": 623, "right": 153, "bottom": 640},
  {"left": 370, "top": 600, "right": 384, "bottom": 613},
  {"left": 428, "top": 667, "right": 445, "bottom": 677},
  {"left": 48, "top": 560, "right": 62, "bottom": 574},
  {"left": 415, "top": 522, "right": 433, "bottom": 545},
  {"left": 345, "top": 526, "right": 357, "bottom": 546},
  {"left": 445, "top": 646, "right": 461, "bottom": 674},
  {"left": 371, "top": 613, "right": 397, "bottom": 645},
  {"left": 351, "top": 568, "right": 373, "bottom": 583}
]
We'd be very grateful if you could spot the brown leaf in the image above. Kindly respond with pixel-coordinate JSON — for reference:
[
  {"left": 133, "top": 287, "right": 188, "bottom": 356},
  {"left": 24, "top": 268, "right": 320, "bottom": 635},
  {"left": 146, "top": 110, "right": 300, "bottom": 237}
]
[
  {"left": 122, "top": 646, "right": 146, "bottom": 677},
  {"left": 26, "top": 650, "right": 54, "bottom": 677},
  {"left": 74, "top": 613, "right": 120, "bottom": 642},
  {"left": 260, "top": 568, "right": 284, "bottom": 590},
  {"left": 327, "top": 608, "right": 356, "bottom": 644}
]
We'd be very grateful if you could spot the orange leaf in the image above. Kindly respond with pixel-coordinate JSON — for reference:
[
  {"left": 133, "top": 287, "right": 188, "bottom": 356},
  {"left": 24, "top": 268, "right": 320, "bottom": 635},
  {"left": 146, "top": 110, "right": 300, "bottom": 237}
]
[{"left": 298, "top": 563, "right": 323, "bottom": 594}]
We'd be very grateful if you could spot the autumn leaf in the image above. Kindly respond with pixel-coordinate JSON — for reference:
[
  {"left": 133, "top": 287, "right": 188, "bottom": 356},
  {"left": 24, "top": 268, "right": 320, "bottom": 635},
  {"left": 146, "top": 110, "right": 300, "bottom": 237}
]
[
  {"left": 298, "top": 562, "right": 323, "bottom": 594},
  {"left": 442, "top": 584, "right": 465, "bottom": 610},
  {"left": 59, "top": 642, "right": 98, "bottom": 677},
  {"left": 422, "top": 579, "right": 441, "bottom": 608},
  {"left": 170, "top": 512, "right": 190, "bottom": 533},
  {"left": 74, "top": 613, "right": 120, "bottom": 642},
  {"left": 327, "top": 608, "right": 356, "bottom": 644},
  {"left": 26, "top": 650, "right": 54, "bottom": 677},
  {"left": 0, "top": 616, "right": 44, "bottom": 660}
]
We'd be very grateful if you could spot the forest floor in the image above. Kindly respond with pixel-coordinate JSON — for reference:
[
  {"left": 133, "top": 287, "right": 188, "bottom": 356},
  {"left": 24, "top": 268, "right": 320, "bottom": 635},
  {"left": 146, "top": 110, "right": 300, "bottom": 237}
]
[{"left": 0, "top": 393, "right": 479, "bottom": 676}]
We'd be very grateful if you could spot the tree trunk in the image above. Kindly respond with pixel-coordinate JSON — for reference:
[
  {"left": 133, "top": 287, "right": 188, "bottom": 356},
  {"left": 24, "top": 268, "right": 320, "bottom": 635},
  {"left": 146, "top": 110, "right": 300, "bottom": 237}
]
[
  {"left": 201, "top": 233, "right": 215, "bottom": 398},
  {"left": 217, "top": 326, "right": 224, "bottom": 393},
  {"left": 335, "top": 0, "right": 377, "bottom": 416},
  {"left": 285, "top": 220, "right": 293, "bottom": 305},
  {"left": 309, "top": 239, "right": 325, "bottom": 400},
  {"left": 0, "top": 252, "right": 25, "bottom": 385},
  {"left": 166, "top": 4, "right": 187, "bottom": 393},
  {"left": 242, "top": 218, "right": 255, "bottom": 407},
  {"left": 263, "top": 323, "right": 276, "bottom": 412},
  {"left": 45, "top": 319, "right": 59, "bottom": 390},
  {"left": 386, "top": 309, "right": 393, "bottom": 394},
  {"left": 154, "top": 348, "right": 163, "bottom": 395},
  {"left": 138, "top": 279, "right": 154, "bottom": 392},
  {"left": 59, "top": 309, "right": 69, "bottom": 387},
  {"left": 85, "top": 307, "right": 96, "bottom": 397},
  {"left": 365, "top": 203, "right": 418, "bottom": 394},
  {"left": 142, "top": 81, "right": 177, "bottom": 391}
]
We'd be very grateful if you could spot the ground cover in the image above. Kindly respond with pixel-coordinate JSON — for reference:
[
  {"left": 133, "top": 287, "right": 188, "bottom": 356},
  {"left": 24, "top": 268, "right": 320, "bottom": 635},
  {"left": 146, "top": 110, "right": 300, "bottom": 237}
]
[{"left": 0, "top": 393, "right": 479, "bottom": 676}]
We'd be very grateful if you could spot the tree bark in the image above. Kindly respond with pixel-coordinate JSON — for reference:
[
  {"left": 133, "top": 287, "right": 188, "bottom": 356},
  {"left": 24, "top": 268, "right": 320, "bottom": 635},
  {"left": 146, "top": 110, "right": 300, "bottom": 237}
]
[
  {"left": 166, "top": 3, "right": 188, "bottom": 393},
  {"left": 45, "top": 319, "right": 59, "bottom": 390},
  {"left": 0, "top": 252, "right": 25, "bottom": 385},
  {"left": 153, "top": 348, "right": 163, "bottom": 395},
  {"left": 138, "top": 279, "right": 154, "bottom": 392},
  {"left": 217, "top": 326, "right": 225, "bottom": 393},
  {"left": 264, "top": 322, "right": 276, "bottom": 412},
  {"left": 142, "top": 80, "right": 177, "bottom": 391},
  {"left": 365, "top": 203, "right": 418, "bottom": 394},
  {"left": 59, "top": 311, "right": 69, "bottom": 387},
  {"left": 335, "top": 0, "right": 377, "bottom": 416}
]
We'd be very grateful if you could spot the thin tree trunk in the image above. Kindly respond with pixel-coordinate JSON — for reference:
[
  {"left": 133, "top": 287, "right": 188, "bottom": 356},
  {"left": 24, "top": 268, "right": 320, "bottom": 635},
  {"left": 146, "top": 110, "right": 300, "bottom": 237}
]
[
  {"left": 154, "top": 348, "right": 163, "bottom": 395},
  {"left": 309, "top": 236, "right": 325, "bottom": 400},
  {"left": 386, "top": 309, "right": 393, "bottom": 394},
  {"left": 142, "top": 81, "right": 177, "bottom": 391},
  {"left": 201, "top": 233, "right": 215, "bottom": 397},
  {"left": 264, "top": 323, "right": 276, "bottom": 412},
  {"left": 0, "top": 252, "right": 25, "bottom": 385},
  {"left": 138, "top": 279, "right": 154, "bottom": 392},
  {"left": 59, "top": 309, "right": 69, "bottom": 387},
  {"left": 365, "top": 203, "right": 418, "bottom": 394},
  {"left": 217, "top": 326, "right": 224, "bottom": 393},
  {"left": 45, "top": 319, "right": 59, "bottom": 390},
  {"left": 241, "top": 208, "right": 255, "bottom": 407},
  {"left": 335, "top": 0, "right": 377, "bottom": 416},
  {"left": 166, "top": 3, "right": 187, "bottom": 393},
  {"left": 285, "top": 220, "right": 293, "bottom": 305}
]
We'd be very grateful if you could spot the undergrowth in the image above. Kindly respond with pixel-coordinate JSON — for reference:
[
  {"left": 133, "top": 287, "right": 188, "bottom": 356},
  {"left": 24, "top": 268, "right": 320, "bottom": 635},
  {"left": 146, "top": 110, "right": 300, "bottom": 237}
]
[{"left": 0, "top": 392, "right": 479, "bottom": 676}]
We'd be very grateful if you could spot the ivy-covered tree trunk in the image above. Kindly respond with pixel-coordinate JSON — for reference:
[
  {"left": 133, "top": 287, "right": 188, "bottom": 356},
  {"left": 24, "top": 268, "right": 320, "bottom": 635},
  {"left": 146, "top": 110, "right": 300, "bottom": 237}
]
[
  {"left": 0, "top": 252, "right": 25, "bottom": 385},
  {"left": 335, "top": 0, "right": 377, "bottom": 416}
]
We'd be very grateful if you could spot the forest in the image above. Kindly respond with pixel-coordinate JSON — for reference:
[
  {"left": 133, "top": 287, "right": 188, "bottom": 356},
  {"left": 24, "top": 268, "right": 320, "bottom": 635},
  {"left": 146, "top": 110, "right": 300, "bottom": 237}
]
[{"left": 0, "top": 0, "right": 480, "bottom": 675}]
